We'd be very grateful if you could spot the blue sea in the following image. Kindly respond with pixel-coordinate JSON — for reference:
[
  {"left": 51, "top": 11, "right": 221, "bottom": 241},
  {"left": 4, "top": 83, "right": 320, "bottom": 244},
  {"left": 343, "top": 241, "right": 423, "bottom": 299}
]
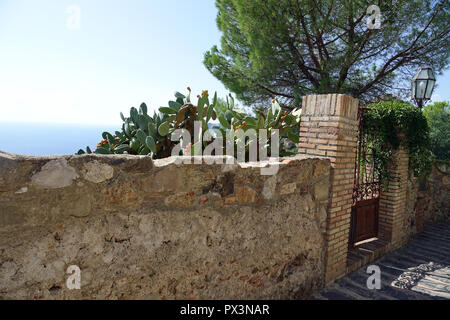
[{"left": 0, "top": 122, "right": 120, "bottom": 156}]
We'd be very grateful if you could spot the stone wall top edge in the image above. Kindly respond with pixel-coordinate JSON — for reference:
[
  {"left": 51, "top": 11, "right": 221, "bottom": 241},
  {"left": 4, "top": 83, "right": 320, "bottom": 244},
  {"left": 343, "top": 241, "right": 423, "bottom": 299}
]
[{"left": 0, "top": 151, "right": 330, "bottom": 171}]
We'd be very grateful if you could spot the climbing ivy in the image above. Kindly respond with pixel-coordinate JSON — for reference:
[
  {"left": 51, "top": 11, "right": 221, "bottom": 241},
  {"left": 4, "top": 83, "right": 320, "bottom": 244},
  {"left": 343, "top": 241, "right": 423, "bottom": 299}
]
[{"left": 362, "top": 101, "right": 432, "bottom": 183}]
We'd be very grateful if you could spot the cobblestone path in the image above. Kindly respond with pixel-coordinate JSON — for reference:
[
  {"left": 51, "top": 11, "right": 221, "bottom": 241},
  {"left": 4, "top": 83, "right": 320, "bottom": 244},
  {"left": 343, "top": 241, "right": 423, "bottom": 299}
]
[{"left": 313, "top": 222, "right": 450, "bottom": 300}]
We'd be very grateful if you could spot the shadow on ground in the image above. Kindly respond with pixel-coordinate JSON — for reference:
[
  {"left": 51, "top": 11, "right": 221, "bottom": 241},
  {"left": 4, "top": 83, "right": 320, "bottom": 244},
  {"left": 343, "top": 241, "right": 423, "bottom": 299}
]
[{"left": 312, "top": 222, "right": 450, "bottom": 300}]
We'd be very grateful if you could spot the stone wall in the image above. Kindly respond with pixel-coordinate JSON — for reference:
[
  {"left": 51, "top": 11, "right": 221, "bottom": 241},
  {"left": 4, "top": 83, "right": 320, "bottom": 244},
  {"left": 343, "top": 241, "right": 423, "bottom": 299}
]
[
  {"left": 422, "top": 162, "right": 450, "bottom": 224},
  {"left": 403, "top": 161, "right": 449, "bottom": 240},
  {"left": 405, "top": 170, "right": 420, "bottom": 236},
  {"left": 0, "top": 152, "right": 331, "bottom": 300}
]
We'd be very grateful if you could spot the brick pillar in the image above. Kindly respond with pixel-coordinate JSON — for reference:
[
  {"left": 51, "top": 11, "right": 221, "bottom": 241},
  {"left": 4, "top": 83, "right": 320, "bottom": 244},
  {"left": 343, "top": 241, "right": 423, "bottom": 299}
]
[
  {"left": 378, "top": 146, "right": 409, "bottom": 248},
  {"left": 298, "top": 94, "right": 359, "bottom": 284}
]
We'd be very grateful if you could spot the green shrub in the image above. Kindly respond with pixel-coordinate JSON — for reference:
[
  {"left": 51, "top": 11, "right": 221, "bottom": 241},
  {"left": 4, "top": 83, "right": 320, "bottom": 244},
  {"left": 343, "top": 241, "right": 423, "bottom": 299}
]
[
  {"left": 363, "top": 101, "right": 432, "bottom": 181},
  {"left": 423, "top": 101, "right": 450, "bottom": 161}
]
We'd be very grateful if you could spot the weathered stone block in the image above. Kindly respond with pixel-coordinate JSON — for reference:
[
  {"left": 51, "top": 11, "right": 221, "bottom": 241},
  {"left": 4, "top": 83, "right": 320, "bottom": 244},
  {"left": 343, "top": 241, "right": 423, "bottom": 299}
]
[
  {"left": 31, "top": 159, "right": 79, "bottom": 189},
  {"left": 262, "top": 175, "right": 277, "bottom": 200},
  {"left": 280, "top": 183, "right": 297, "bottom": 195},
  {"left": 314, "top": 181, "right": 329, "bottom": 201},
  {"left": 142, "top": 167, "right": 180, "bottom": 193},
  {"left": 164, "top": 192, "right": 196, "bottom": 207},
  {"left": 235, "top": 186, "right": 257, "bottom": 204},
  {"left": 83, "top": 161, "right": 114, "bottom": 183}
]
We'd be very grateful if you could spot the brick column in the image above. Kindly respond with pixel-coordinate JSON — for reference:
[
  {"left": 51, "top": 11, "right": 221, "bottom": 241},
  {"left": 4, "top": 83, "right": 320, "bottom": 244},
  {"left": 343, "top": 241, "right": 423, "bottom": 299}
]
[
  {"left": 298, "top": 94, "right": 359, "bottom": 284},
  {"left": 378, "top": 146, "right": 409, "bottom": 248}
]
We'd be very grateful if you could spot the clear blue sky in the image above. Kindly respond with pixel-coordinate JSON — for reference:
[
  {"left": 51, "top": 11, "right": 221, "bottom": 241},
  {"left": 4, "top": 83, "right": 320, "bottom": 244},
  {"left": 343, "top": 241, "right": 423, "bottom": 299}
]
[
  {"left": 0, "top": 0, "right": 230, "bottom": 126},
  {"left": 0, "top": 0, "right": 449, "bottom": 126}
]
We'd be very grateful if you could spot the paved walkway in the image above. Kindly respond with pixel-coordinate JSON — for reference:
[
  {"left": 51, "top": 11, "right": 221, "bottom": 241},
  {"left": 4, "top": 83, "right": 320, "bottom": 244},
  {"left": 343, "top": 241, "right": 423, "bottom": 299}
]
[{"left": 313, "top": 222, "right": 450, "bottom": 300}]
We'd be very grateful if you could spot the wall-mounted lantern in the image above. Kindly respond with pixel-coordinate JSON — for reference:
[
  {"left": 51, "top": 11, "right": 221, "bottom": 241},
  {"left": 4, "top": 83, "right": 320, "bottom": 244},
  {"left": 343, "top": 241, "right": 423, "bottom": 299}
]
[{"left": 411, "top": 67, "right": 436, "bottom": 109}]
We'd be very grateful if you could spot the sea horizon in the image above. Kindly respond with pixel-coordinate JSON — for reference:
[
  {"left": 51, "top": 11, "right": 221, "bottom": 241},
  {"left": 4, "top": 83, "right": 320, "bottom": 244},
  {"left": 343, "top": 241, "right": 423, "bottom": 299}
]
[{"left": 0, "top": 121, "right": 121, "bottom": 156}]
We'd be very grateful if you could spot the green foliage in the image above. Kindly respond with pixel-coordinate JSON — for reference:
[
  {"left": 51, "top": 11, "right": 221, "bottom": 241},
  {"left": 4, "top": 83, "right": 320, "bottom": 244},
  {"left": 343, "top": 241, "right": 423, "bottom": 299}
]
[
  {"left": 76, "top": 91, "right": 192, "bottom": 158},
  {"left": 363, "top": 101, "right": 432, "bottom": 182},
  {"left": 76, "top": 90, "right": 301, "bottom": 159},
  {"left": 423, "top": 101, "right": 450, "bottom": 161},
  {"left": 214, "top": 98, "right": 302, "bottom": 158},
  {"left": 204, "top": 0, "right": 450, "bottom": 108}
]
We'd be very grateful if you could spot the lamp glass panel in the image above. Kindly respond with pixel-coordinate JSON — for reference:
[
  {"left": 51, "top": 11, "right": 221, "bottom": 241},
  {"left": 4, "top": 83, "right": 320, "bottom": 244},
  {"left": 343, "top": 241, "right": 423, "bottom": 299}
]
[
  {"left": 428, "top": 69, "right": 436, "bottom": 80},
  {"left": 419, "top": 69, "right": 428, "bottom": 78},
  {"left": 417, "top": 80, "right": 426, "bottom": 99},
  {"left": 425, "top": 80, "right": 435, "bottom": 99}
]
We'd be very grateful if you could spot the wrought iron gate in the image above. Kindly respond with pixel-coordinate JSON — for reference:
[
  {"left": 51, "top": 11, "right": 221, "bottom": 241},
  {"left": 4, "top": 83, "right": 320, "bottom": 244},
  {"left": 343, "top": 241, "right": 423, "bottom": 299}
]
[{"left": 350, "top": 107, "right": 381, "bottom": 246}]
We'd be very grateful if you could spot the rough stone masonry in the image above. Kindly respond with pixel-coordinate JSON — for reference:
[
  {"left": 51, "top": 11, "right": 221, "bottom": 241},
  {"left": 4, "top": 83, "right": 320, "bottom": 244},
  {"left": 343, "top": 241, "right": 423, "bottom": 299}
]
[{"left": 0, "top": 152, "right": 331, "bottom": 300}]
